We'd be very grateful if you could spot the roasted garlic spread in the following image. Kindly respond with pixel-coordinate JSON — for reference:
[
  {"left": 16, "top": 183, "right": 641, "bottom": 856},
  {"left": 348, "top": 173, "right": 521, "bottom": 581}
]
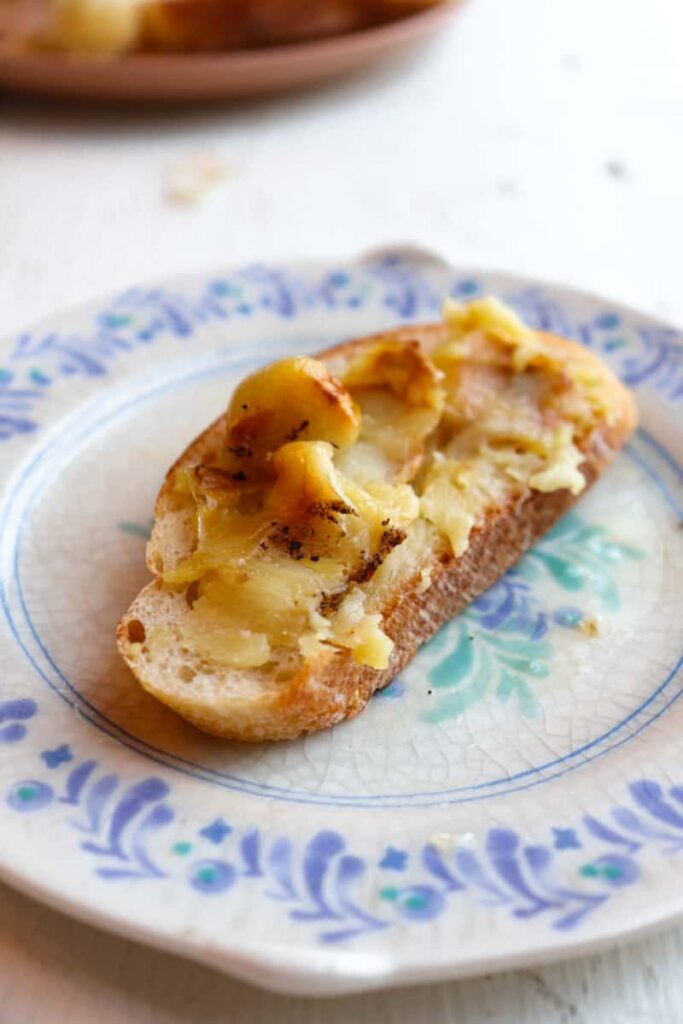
[{"left": 160, "top": 299, "right": 611, "bottom": 671}]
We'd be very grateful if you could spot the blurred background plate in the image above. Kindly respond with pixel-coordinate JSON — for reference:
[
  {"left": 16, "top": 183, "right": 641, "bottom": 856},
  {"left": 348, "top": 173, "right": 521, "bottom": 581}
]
[{"left": 0, "top": 1, "right": 460, "bottom": 102}]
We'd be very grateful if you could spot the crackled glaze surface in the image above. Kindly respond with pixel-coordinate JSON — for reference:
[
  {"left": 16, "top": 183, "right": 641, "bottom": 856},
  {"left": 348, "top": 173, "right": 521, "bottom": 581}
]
[{"left": 0, "top": 254, "right": 681, "bottom": 995}]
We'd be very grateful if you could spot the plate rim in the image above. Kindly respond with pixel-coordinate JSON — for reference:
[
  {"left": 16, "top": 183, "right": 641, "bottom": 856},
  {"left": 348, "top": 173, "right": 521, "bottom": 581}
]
[
  {"left": 2, "top": 849, "right": 683, "bottom": 996},
  {"left": 0, "top": 250, "right": 681, "bottom": 995}
]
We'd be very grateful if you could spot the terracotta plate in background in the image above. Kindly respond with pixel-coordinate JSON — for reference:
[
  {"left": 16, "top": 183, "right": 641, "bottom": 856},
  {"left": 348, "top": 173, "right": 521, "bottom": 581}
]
[{"left": 0, "top": 2, "right": 460, "bottom": 102}]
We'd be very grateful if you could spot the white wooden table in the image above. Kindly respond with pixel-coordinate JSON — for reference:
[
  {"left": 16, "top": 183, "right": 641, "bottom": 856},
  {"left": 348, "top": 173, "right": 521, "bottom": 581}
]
[{"left": 1, "top": 0, "right": 682, "bottom": 1018}]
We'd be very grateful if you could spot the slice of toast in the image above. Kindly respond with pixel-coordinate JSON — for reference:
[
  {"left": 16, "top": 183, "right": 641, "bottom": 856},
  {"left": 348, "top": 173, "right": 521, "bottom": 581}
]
[{"left": 117, "top": 299, "right": 637, "bottom": 741}]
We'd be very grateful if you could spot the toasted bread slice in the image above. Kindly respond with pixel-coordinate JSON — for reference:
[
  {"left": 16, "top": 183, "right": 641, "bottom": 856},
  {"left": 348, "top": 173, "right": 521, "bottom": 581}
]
[{"left": 117, "top": 300, "right": 637, "bottom": 741}]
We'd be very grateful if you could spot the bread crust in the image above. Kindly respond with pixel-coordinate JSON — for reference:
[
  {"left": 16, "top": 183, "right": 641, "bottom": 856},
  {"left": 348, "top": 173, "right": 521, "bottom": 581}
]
[{"left": 117, "top": 326, "right": 636, "bottom": 741}]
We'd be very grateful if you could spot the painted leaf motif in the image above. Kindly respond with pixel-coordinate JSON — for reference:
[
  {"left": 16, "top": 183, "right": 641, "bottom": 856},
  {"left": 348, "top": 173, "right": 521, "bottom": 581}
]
[{"left": 429, "top": 626, "right": 473, "bottom": 688}]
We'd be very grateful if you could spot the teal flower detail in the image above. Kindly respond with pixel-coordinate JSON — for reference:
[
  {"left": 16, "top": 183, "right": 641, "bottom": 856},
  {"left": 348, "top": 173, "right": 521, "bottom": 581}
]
[
  {"left": 516, "top": 512, "right": 644, "bottom": 611},
  {"left": 422, "top": 513, "right": 645, "bottom": 726},
  {"left": 423, "top": 589, "right": 551, "bottom": 724}
]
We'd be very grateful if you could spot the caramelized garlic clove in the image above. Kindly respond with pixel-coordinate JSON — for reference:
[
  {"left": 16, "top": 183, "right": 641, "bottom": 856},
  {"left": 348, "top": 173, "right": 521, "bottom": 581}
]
[
  {"left": 343, "top": 339, "right": 445, "bottom": 412},
  {"left": 226, "top": 357, "right": 361, "bottom": 472}
]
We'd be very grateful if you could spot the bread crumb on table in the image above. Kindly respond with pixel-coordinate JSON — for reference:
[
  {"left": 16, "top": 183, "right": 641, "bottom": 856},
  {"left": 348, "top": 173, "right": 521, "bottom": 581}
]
[{"left": 164, "top": 150, "right": 231, "bottom": 205}]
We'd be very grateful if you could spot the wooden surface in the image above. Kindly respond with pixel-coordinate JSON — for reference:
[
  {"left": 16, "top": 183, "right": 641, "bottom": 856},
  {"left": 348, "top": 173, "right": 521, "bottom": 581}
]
[{"left": 1, "top": 0, "right": 682, "bottom": 1018}]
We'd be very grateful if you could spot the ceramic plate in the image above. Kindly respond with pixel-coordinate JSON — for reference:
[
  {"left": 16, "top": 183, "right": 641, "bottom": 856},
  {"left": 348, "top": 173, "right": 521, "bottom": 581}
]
[
  {"left": 0, "top": 250, "right": 681, "bottom": 996},
  {"left": 0, "top": 3, "right": 458, "bottom": 102}
]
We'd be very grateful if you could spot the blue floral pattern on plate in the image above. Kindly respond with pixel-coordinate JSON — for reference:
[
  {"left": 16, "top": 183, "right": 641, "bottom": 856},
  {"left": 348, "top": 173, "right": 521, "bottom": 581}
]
[
  {"left": 0, "top": 253, "right": 681, "bottom": 991},
  {"left": 5, "top": 723, "right": 683, "bottom": 943},
  {"left": 1, "top": 257, "right": 681, "bottom": 442},
  {"left": 422, "top": 514, "right": 644, "bottom": 724}
]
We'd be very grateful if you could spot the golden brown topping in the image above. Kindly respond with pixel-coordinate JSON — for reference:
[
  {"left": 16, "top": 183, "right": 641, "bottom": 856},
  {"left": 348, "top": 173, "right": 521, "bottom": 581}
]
[
  {"left": 44, "top": 0, "right": 142, "bottom": 53},
  {"left": 226, "top": 357, "right": 360, "bottom": 472},
  {"left": 343, "top": 339, "right": 445, "bottom": 411},
  {"left": 349, "top": 526, "right": 407, "bottom": 585},
  {"left": 441, "top": 296, "right": 546, "bottom": 371},
  {"left": 262, "top": 442, "right": 362, "bottom": 561},
  {"left": 341, "top": 339, "right": 446, "bottom": 478},
  {"left": 193, "top": 465, "right": 248, "bottom": 490},
  {"left": 266, "top": 441, "right": 356, "bottom": 521},
  {"left": 42, "top": 0, "right": 447, "bottom": 56},
  {"left": 162, "top": 296, "right": 619, "bottom": 673}
]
